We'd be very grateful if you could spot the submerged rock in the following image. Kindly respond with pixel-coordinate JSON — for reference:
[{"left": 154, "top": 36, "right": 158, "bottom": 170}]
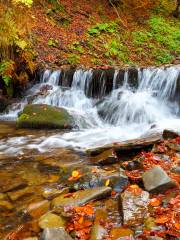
[
  {"left": 26, "top": 200, "right": 50, "bottom": 218},
  {"left": 39, "top": 212, "right": 65, "bottom": 229},
  {"left": 52, "top": 187, "right": 112, "bottom": 208},
  {"left": 41, "top": 227, "right": 73, "bottom": 240},
  {"left": 0, "top": 200, "right": 14, "bottom": 210},
  {"left": 7, "top": 187, "right": 34, "bottom": 201},
  {"left": 0, "top": 176, "right": 28, "bottom": 193},
  {"left": 142, "top": 166, "right": 177, "bottom": 193},
  {"left": 42, "top": 187, "right": 69, "bottom": 200},
  {"left": 17, "top": 104, "right": 74, "bottom": 129},
  {"left": 120, "top": 185, "right": 149, "bottom": 226}
]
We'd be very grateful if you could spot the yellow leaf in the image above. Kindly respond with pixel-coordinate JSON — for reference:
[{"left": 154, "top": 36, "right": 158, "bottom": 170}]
[
  {"left": 105, "top": 179, "right": 110, "bottom": 186},
  {"left": 72, "top": 170, "right": 79, "bottom": 178}
]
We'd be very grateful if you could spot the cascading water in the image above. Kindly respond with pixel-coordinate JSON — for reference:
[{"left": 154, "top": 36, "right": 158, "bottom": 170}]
[{"left": 0, "top": 65, "right": 180, "bottom": 154}]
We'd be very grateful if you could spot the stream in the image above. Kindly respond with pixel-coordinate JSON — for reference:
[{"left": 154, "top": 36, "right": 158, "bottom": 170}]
[{"left": 0, "top": 65, "right": 180, "bottom": 239}]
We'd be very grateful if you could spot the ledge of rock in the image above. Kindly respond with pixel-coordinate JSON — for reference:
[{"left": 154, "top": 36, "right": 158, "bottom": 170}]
[{"left": 87, "top": 134, "right": 162, "bottom": 156}]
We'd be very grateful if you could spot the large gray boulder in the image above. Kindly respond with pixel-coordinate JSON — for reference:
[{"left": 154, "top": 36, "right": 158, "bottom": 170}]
[
  {"left": 17, "top": 104, "right": 74, "bottom": 129},
  {"left": 142, "top": 166, "right": 177, "bottom": 193}
]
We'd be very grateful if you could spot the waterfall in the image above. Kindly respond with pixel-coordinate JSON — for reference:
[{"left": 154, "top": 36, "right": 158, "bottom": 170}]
[{"left": 0, "top": 65, "right": 180, "bottom": 152}]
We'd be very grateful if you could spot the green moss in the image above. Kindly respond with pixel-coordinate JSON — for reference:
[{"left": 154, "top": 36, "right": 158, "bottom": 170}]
[
  {"left": 17, "top": 104, "right": 74, "bottom": 129},
  {"left": 18, "top": 113, "right": 29, "bottom": 121}
]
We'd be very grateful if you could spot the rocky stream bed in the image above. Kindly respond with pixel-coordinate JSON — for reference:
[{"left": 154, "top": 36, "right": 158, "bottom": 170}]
[{"left": 0, "top": 121, "right": 179, "bottom": 240}]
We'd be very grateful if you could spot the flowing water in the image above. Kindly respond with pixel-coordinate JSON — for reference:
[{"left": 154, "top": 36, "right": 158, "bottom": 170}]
[{"left": 0, "top": 65, "right": 180, "bottom": 156}]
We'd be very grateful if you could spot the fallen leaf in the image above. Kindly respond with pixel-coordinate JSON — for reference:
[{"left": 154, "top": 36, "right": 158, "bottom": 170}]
[
  {"left": 105, "top": 179, "right": 110, "bottom": 186},
  {"left": 149, "top": 198, "right": 161, "bottom": 207},
  {"left": 155, "top": 215, "right": 169, "bottom": 224}
]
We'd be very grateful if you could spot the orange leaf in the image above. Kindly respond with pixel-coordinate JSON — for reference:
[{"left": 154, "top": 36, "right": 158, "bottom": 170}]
[
  {"left": 149, "top": 198, "right": 161, "bottom": 207},
  {"left": 79, "top": 216, "right": 84, "bottom": 224},
  {"left": 174, "top": 222, "right": 180, "bottom": 230},
  {"left": 155, "top": 215, "right": 169, "bottom": 224}
]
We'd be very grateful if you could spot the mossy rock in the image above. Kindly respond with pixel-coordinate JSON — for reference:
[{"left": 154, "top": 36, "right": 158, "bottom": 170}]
[{"left": 17, "top": 104, "right": 74, "bottom": 129}]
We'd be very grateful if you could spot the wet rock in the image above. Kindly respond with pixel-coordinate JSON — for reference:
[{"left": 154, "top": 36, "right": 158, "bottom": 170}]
[
  {"left": 163, "top": 129, "right": 179, "bottom": 139},
  {"left": 142, "top": 166, "right": 177, "bottom": 193},
  {"left": 23, "top": 238, "right": 39, "bottom": 240},
  {"left": 39, "top": 212, "right": 65, "bottom": 229},
  {"left": 17, "top": 104, "right": 74, "bottom": 129},
  {"left": 128, "top": 67, "right": 138, "bottom": 89},
  {"left": 52, "top": 187, "right": 112, "bottom": 208},
  {"left": 42, "top": 187, "right": 69, "bottom": 200},
  {"left": 87, "top": 134, "right": 161, "bottom": 156},
  {"left": 166, "top": 142, "right": 180, "bottom": 151},
  {"left": 120, "top": 185, "right": 149, "bottom": 226},
  {"left": 63, "top": 166, "right": 128, "bottom": 193},
  {"left": 109, "top": 227, "right": 134, "bottom": 239},
  {"left": 7, "top": 187, "right": 34, "bottom": 201},
  {"left": 0, "top": 177, "right": 28, "bottom": 193},
  {"left": 26, "top": 200, "right": 50, "bottom": 218},
  {"left": 0, "top": 200, "right": 14, "bottom": 210},
  {"left": 0, "top": 193, "right": 7, "bottom": 200},
  {"left": 90, "top": 224, "right": 107, "bottom": 240},
  {"left": 121, "top": 159, "right": 142, "bottom": 171},
  {"left": 90, "top": 149, "right": 119, "bottom": 165},
  {"left": 41, "top": 227, "right": 73, "bottom": 240},
  {"left": 147, "top": 237, "right": 164, "bottom": 240},
  {"left": 170, "top": 164, "right": 180, "bottom": 174},
  {"left": 0, "top": 96, "right": 9, "bottom": 112}
]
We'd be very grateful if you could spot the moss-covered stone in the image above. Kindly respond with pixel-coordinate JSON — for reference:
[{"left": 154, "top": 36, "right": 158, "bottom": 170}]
[{"left": 17, "top": 104, "right": 74, "bottom": 129}]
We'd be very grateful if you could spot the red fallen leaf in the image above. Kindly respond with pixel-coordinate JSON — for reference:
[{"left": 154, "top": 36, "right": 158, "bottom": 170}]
[
  {"left": 149, "top": 198, "right": 161, "bottom": 207},
  {"left": 155, "top": 215, "right": 170, "bottom": 224},
  {"left": 111, "top": 190, "right": 117, "bottom": 197},
  {"left": 174, "top": 222, "right": 180, "bottom": 230}
]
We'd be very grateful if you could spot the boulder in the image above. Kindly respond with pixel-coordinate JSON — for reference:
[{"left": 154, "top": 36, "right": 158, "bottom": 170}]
[
  {"left": 120, "top": 185, "right": 149, "bottom": 226},
  {"left": 41, "top": 227, "right": 73, "bottom": 240},
  {"left": 39, "top": 212, "right": 65, "bottom": 229},
  {"left": 17, "top": 104, "right": 74, "bottom": 129},
  {"left": 52, "top": 187, "right": 112, "bottom": 208},
  {"left": 142, "top": 166, "right": 177, "bottom": 193}
]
